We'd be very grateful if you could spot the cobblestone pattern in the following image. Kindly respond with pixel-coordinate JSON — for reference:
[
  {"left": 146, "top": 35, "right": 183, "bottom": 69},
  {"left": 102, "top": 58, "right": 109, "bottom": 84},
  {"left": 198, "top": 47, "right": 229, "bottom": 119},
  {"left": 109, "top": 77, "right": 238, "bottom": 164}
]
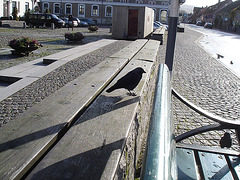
[
  {"left": 1, "top": 22, "right": 240, "bottom": 151},
  {"left": 171, "top": 28, "right": 240, "bottom": 151},
  {"left": 0, "top": 40, "right": 131, "bottom": 127},
  {"left": 0, "top": 21, "right": 112, "bottom": 70}
]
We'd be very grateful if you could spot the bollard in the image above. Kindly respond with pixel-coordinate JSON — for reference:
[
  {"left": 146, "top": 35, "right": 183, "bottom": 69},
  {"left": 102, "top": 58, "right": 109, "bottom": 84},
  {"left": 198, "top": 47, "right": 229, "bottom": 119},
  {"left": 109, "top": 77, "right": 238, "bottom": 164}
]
[
  {"left": 0, "top": 21, "right": 2, "bottom": 27},
  {"left": 51, "top": 23, "right": 55, "bottom": 30},
  {"left": 23, "top": 22, "right": 26, "bottom": 29}
]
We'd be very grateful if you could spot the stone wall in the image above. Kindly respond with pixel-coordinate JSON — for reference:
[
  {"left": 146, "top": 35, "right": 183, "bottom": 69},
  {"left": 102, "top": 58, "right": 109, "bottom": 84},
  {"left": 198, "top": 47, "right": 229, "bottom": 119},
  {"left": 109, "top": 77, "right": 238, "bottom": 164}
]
[{"left": 114, "top": 60, "right": 160, "bottom": 179}]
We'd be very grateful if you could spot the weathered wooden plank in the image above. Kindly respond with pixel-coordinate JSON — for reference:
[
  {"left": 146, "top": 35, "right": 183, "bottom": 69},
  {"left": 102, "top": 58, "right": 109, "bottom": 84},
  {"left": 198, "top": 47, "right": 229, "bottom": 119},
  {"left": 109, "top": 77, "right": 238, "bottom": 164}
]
[
  {"left": 26, "top": 53, "right": 156, "bottom": 179},
  {"left": 0, "top": 57, "right": 129, "bottom": 180},
  {"left": 110, "top": 39, "right": 148, "bottom": 59},
  {"left": 133, "top": 39, "right": 160, "bottom": 62},
  {"left": 177, "top": 148, "right": 198, "bottom": 180},
  {"left": 198, "top": 151, "right": 233, "bottom": 179},
  {"left": 153, "top": 27, "right": 165, "bottom": 35}
]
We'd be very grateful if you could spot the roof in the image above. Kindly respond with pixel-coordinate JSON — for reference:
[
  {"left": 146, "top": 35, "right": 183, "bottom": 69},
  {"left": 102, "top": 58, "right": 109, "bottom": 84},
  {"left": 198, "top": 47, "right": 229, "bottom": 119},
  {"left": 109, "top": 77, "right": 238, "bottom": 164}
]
[
  {"left": 204, "top": 0, "right": 233, "bottom": 14},
  {"left": 217, "top": 0, "right": 240, "bottom": 14}
]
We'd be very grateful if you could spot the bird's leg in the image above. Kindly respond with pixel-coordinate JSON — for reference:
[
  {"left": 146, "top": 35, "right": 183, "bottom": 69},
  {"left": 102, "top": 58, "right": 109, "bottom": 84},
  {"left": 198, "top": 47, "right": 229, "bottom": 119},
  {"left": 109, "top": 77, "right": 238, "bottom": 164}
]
[{"left": 128, "top": 90, "right": 137, "bottom": 96}]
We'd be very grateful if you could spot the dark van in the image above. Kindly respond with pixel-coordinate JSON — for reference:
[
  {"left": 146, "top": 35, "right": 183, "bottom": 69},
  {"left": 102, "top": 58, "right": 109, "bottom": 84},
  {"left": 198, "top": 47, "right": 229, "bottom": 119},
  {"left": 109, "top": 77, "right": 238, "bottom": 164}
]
[{"left": 25, "top": 13, "right": 65, "bottom": 28}]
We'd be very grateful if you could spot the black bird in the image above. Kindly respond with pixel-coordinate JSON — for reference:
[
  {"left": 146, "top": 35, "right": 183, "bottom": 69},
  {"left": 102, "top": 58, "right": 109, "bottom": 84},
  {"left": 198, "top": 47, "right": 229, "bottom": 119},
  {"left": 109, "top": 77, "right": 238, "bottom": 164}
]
[
  {"left": 220, "top": 132, "right": 232, "bottom": 148},
  {"left": 106, "top": 67, "right": 146, "bottom": 96}
]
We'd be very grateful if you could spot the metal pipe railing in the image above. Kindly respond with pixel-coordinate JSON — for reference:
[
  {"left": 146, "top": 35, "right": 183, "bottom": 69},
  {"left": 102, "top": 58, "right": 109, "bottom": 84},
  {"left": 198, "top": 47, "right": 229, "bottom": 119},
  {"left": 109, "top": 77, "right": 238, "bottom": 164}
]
[{"left": 141, "top": 64, "right": 176, "bottom": 180}]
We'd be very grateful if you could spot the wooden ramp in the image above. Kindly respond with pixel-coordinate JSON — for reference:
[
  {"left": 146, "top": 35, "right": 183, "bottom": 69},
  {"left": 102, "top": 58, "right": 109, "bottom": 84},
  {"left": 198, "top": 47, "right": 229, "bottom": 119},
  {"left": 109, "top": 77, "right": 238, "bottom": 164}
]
[{"left": 0, "top": 39, "right": 160, "bottom": 179}]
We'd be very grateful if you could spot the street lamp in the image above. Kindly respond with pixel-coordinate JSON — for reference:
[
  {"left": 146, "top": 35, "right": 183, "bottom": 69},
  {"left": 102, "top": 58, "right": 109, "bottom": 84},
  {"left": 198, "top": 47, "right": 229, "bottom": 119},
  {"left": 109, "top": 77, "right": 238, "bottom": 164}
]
[{"left": 165, "top": 0, "right": 185, "bottom": 78}]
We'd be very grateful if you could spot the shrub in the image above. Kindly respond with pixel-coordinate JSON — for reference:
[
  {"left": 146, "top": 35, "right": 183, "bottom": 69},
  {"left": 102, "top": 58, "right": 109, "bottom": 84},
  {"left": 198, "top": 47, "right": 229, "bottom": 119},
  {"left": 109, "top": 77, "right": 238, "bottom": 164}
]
[
  {"left": 88, "top": 26, "right": 98, "bottom": 32},
  {"left": 64, "top": 32, "right": 84, "bottom": 42},
  {"left": 9, "top": 37, "right": 41, "bottom": 56}
]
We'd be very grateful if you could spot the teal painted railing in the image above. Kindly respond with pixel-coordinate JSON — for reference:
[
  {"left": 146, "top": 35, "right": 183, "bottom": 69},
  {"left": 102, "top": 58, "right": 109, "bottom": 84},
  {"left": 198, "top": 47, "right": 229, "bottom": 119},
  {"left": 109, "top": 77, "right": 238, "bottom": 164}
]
[{"left": 141, "top": 64, "right": 176, "bottom": 180}]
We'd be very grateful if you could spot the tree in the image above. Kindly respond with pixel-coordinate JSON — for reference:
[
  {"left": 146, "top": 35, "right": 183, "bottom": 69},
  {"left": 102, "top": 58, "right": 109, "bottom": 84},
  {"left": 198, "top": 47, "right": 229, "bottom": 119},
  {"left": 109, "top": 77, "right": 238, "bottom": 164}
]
[
  {"left": 12, "top": 7, "right": 19, "bottom": 21},
  {"left": 24, "top": 9, "right": 30, "bottom": 21}
]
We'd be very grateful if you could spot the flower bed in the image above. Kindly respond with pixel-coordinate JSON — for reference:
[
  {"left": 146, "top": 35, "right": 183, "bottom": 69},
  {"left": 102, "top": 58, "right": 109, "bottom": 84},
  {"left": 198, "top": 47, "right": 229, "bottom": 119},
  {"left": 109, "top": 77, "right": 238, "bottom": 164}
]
[
  {"left": 9, "top": 37, "right": 41, "bottom": 56},
  {"left": 88, "top": 26, "right": 98, "bottom": 32},
  {"left": 65, "top": 32, "right": 84, "bottom": 42}
]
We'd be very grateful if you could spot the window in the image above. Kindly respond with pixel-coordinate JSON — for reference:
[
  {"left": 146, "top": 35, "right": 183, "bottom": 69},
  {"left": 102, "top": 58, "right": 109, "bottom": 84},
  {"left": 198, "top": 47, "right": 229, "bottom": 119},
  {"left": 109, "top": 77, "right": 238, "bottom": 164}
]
[
  {"left": 18, "top": 1, "right": 20, "bottom": 12},
  {"left": 12, "top": 1, "right": 16, "bottom": 13},
  {"left": 91, "top": 5, "right": 99, "bottom": 16},
  {"left": 54, "top": 3, "right": 60, "bottom": 14},
  {"left": 105, "top": 6, "right": 112, "bottom": 17},
  {"left": 160, "top": 10, "right": 168, "bottom": 23},
  {"left": 65, "top": 4, "right": 72, "bottom": 14},
  {"left": 148, "top": 1, "right": 156, "bottom": 4},
  {"left": 43, "top": 3, "right": 49, "bottom": 13},
  {"left": 78, "top": 4, "right": 85, "bottom": 17},
  {"left": 25, "top": 2, "right": 29, "bottom": 12},
  {"left": 162, "top": 2, "right": 169, "bottom": 5}
]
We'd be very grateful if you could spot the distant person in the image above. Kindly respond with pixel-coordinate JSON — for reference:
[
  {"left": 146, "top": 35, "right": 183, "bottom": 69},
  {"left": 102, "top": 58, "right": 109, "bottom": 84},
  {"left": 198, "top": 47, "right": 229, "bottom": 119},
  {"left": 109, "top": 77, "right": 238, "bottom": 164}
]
[{"left": 68, "top": 15, "right": 73, "bottom": 31}]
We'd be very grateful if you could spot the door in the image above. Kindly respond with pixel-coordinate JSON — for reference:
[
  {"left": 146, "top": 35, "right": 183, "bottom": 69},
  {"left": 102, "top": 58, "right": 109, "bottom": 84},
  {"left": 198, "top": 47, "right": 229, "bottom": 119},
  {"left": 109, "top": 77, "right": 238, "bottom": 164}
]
[{"left": 128, "top": 9, "right": 138, "bottom": 37}]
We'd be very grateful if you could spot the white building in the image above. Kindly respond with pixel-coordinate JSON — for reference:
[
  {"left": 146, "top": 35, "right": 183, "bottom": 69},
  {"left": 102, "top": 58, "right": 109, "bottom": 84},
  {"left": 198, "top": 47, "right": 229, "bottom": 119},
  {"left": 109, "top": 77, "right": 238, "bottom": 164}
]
[{"left": 0, "top": 0, "right": 39, "bottom": 18}]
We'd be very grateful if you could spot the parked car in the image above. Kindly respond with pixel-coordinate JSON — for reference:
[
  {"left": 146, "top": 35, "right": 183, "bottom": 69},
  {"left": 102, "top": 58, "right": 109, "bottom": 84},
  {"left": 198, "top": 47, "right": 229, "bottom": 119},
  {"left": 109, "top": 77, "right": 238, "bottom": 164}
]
[
  {"left": 79, "top": 21, "right": 88, "bottom": 27},
  {"left": 155, "top": 21, "right": 168, "bottom": 31},
  {"left": 153, "top": 22, "right": 161, "bottom": 31},
  {"left": 62, "top": 17, "right": 78, "bottom": 28},
  {"left": 73, "top": 17, "right": 81, "bottom": 26},
  {"left": 25, "top": 13, "right": 65, "bottom": 28},
  {"left": 80, "top": 19, "right": 96, "bottom": 26},
  {"left": 204, "top": 22, "right": 213, "bottom": 29},
  {"left": 196, "top": 21, "right": 202, "bottom": 26}
]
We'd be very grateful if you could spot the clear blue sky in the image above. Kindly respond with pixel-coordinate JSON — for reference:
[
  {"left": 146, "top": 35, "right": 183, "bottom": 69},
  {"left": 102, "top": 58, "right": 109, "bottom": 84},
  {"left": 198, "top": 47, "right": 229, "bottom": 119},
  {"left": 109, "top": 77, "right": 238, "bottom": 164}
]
[{"left": 184, "top": 0, "right": 236, "bottom": 7}]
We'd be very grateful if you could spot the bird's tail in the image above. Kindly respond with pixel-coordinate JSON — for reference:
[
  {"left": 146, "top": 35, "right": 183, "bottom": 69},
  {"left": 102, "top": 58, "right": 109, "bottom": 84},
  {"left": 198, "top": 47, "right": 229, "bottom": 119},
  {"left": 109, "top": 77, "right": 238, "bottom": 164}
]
[{"left": 106, "top": 86, "right": 115, "bottom": 93}]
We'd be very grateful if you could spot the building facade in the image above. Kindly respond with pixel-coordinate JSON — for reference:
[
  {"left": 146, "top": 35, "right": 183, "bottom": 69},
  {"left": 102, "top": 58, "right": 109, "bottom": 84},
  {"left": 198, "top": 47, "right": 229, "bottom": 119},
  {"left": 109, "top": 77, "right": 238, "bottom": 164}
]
[
  {"left": 216, "top": 0, "right": 240, "bottom": 32},
  {"left": 0, "top": 0, "right": 39, "bottom": 18},
  {"left": 39, "top": 0, "right": 169, "bottom": 24},
  {"left": 189, "top": 0, "right": 232, "bottom": 24}
]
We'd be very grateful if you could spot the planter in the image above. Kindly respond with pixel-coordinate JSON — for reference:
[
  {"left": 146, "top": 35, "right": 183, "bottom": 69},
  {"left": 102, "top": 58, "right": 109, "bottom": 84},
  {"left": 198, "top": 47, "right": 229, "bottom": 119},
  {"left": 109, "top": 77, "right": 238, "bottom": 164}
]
[
  {"left": 65, "top": 32, "right": 84, "bottom": 42},
  {"left": 11, "top": 46, "right": 38, "bottom": 56},
  {"left": 88, "top": 26, "right": 98, "bottom": 32},
  {"left": 9, "top": 37, "right": 41, "bottom": 56}
]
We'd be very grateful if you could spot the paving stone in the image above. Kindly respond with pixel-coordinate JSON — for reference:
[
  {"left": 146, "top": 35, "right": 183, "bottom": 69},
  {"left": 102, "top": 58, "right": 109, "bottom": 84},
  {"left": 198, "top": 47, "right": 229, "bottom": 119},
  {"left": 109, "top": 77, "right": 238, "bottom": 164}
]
[{"left": 1, "top": 25, "right": 240, "bottom": 152}]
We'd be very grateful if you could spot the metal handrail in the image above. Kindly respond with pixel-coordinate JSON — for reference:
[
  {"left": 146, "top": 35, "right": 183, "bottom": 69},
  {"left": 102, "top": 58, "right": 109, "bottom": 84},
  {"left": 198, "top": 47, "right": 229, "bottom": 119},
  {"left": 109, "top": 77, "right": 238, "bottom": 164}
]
[
  {"left": 141, "top": 64, "right": 176, "bottom": 180},
  {"left": 172, "top": 88, "right": 240, "bottom": 145},
  {"left": 172, "top": 89, "right": 240, "bottom": 127}
]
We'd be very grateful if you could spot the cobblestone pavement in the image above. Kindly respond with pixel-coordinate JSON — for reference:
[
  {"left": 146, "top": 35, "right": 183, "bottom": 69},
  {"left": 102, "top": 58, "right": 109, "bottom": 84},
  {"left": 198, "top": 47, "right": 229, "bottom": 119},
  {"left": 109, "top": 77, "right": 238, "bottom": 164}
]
[
  {"left": 171, "top": 27, "right": 240, "bottom": 151},
  {"left": 0, "top": 22, "right": 131, "bottom": 126},
  {"left": 0, "top": 20, "right": 112, "bottom": 70},
  {"left": 1, "top": 22, "right": 239, "bottom": 151}
]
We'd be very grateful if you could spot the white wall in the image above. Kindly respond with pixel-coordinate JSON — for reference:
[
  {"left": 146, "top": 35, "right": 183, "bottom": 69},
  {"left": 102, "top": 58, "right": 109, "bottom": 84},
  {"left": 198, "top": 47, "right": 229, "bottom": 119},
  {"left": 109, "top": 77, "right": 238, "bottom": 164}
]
[
  {"left": 0, "top": 0, "right": 39, "bottom": 18},
  {"left": 0, "top": 0, "right": 3, "bottom": 17}
]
